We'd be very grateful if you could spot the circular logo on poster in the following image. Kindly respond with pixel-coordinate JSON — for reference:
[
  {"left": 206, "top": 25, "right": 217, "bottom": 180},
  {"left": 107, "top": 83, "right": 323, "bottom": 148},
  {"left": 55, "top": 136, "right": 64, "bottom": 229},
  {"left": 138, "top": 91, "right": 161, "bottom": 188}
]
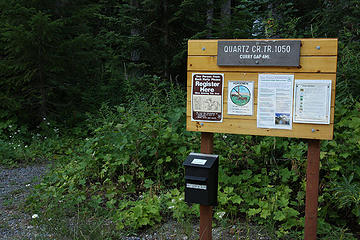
[{"left": 230, "top": 85, "right": 251, "bottom": 106}]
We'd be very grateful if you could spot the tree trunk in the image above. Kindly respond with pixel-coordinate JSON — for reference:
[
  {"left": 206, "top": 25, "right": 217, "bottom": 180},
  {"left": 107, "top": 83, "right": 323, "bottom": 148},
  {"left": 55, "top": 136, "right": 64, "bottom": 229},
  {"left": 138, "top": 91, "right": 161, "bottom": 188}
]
[
  {"left": 39, "top": 62, "right": 47, "bottom": 121},
  {"left": 221, "top": 0, "right": 231, "bottom": 22},
  {"left": 130, "top": 0, "right": 140, "bottom": 62},
  {"left": 206, "top": 0, "right": 214, "bottom": 38},
  {"left": 163, "top": 0, "right": 169, "bottom": 79}
]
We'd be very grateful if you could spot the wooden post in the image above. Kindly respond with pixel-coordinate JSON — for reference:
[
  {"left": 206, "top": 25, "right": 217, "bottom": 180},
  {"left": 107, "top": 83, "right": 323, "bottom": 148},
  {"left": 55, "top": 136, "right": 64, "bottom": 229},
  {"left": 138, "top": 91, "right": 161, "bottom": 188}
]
[
  {"left": 200, "top": 132, "right": 213, "bottom": 240},
  {"left": 304, "top": 139, "right": 321, "bottom": 240}
]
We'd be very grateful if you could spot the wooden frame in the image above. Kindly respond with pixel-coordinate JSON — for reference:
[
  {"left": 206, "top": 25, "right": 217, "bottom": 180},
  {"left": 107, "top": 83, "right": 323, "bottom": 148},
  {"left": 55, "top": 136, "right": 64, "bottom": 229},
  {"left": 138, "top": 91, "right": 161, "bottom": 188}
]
[{"left": 186, "top": 39, "right": 338, "bottom": 140}]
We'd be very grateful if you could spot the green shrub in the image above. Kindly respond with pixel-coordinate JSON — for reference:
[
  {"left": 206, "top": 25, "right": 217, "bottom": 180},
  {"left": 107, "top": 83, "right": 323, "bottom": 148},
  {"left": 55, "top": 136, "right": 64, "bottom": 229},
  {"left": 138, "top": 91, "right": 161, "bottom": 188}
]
[
  {"left": 114, "top": 193, "right": 162, "bottom": 230},
  {"left": 25, "top": 81, "right": 360, "bottom": 238}
]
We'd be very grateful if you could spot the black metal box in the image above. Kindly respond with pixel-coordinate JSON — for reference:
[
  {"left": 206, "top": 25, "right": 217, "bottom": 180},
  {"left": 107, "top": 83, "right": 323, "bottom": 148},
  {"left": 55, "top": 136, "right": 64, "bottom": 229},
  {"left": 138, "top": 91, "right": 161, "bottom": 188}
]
[{"left": 183, "top": 153, "right": 219, "bottom": 206}]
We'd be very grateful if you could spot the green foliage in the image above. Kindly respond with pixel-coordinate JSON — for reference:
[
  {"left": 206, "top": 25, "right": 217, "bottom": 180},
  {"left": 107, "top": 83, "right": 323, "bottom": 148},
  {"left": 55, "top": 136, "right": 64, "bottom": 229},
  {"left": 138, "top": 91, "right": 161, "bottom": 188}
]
[
  {"left": 215, "top": 136, "right": 303, "bottom": 237},
  {"left": 332, "top": 175, "right": 360, "bottom": 221},
  {"left": 115, "top": 193, "right": 162, "bottom": 230},
  {"left": 163, "top": 189, "right": 199, "bottom": 222},
  {"left": 0, "top": 0, "right": 107, "bottom": 126},
  {"left": 319, "top": 103, "right": 360, "bottom": 227},
  {"left": 13, "top": 93, "right": 356, "bottom": 239},
  {"left": 1, "top": 0, "right": 359, "bottom": 238}
]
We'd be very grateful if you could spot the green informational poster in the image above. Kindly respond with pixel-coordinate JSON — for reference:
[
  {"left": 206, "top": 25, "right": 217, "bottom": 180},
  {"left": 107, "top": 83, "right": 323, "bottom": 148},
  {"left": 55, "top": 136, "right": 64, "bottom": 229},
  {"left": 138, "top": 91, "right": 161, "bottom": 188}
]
[{"left": 227, "top": 81, "right": 254, "bottom": 116}]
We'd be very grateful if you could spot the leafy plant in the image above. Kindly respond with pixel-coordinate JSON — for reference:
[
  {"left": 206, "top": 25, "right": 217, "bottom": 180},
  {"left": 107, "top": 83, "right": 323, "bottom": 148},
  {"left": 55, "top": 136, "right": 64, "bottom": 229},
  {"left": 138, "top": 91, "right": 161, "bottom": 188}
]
[{"left": 114, "top": 193, "right": 162, "bottom": 230}]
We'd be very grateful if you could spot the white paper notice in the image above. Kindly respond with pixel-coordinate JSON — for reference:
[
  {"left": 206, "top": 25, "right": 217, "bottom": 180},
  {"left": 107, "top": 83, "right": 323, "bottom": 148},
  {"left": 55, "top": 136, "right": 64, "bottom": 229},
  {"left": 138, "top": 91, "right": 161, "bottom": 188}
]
[
  {"left": 293, "top": 80, "right": 331, "bottom": 124},
  {"left": 227, "top": 81, "right": 254, "bottom": 115},
  {"left": 257, "top": 74, "right": 294, "bottom": 129}
]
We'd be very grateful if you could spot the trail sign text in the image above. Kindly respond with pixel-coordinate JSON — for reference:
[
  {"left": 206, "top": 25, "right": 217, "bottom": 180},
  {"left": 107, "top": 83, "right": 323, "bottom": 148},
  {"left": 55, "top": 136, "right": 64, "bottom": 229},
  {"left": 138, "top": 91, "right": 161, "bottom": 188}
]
[{"left": 217, "top": 40, "right": 301, "bottom": 66}]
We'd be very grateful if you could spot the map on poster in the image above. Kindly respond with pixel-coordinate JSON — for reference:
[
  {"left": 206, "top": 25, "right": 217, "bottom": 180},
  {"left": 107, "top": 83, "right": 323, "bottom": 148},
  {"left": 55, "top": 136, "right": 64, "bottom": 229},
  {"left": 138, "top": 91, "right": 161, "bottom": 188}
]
[
  {"left": 293, "top": 80, "right": 331, "bottom": 124},
  {"left": 191, "top": 73, "right": 224, "bottom": 122},
  {"left": 257, "top": 74, "right": 294, "bottom": 130},
  {"left": 227, "top": 81, "right": 254, "bottom": 115}
]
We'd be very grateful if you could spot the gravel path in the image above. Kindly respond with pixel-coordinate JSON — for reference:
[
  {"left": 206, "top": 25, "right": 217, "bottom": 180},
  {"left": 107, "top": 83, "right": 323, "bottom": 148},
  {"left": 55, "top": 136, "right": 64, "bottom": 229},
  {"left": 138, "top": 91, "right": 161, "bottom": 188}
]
[
  {"left": 0, "top": 164, "right": 273, "bottom": 240},
  {"left": 0, "top": 164, "right": 49, "bottom": 240}
]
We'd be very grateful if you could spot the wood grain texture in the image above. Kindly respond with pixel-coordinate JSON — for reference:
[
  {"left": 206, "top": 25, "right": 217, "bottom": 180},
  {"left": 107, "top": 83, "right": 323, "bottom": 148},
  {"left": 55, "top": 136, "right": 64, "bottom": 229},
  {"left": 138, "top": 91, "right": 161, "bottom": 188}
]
[
  {"left": 187, "top": 87, "right": 336, "bottom": 107},
  {"left": 186, "top": 117, "right": 334, "bottom": 140},
  {"left": 187, "top": 72, "right": 337, "bottom": 88},
  {"left": 188, "top": 56, "right": 337, "bottom": 73},
  {"left": 187, "top": 72, "right": 336, "bottom": 107},
  {"left": 188, "top": 39, "right": 338, "bottom": 56},
  {"left": 186, "top": 39, "right": 338, "bottom": 140},
  {"left": 186, "top": 101, "right": 335, "bottom": 123}
]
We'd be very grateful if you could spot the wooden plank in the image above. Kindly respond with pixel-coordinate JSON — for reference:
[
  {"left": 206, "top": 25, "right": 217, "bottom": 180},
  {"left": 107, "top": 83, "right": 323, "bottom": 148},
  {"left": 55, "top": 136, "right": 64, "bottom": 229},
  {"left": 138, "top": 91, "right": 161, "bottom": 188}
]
[
  {"left": 301, "top": 39, "right": 338, "bottom": 56},
  {"left": 187, "top": 101, "right": 257, "bottom": 120},
  {"left": 186, "top": 87, "right": 336, "bottom": 107},
  {"left": 186, "top": 73, "right": 337, "bottom": 106},
  {"left": 186, "top": 117, "right": 334, "bottom": 140},
  {"left": 186, "top": 39, "right": 338, "bottom": 140},
  {"left": 187, "top": 72, "right": 258, "bottom": 86},
  {"left": 186, "top": 72, "right": 337, "bottom": 88},
  {"left": 186, "top": 87, "right": 258, "bottom": 103},
  {"left": 188, "top": 56, "right": 337, "bottom": 73},
  {"left": 186, "top": 101, "right": 335, "bottom": 123},
  {"left": 188, "top": 39, "right": 338, "bottom": 56}
]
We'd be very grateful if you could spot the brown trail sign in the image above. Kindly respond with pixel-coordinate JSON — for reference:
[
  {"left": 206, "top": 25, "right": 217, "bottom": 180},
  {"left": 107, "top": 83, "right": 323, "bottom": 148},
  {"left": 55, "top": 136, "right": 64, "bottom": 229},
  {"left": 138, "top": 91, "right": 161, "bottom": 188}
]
[{"left": 186, "top": 38, "right": 338, "bottom": 240}]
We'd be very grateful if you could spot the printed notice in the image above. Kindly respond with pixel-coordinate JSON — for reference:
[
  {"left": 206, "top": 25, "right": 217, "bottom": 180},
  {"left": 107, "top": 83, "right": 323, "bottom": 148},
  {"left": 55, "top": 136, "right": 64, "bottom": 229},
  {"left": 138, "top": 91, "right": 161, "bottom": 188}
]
[
  {"left": 228, "top": 81, "right": 254, "bottom": 115},
  {"left": 191, "top": 73, "right": 224, "bottom": 122},
  {"left": 257, "top": 74, "right": 294, "bottom": 129},
  {"left": 293, "top": 80, "right": 331, "bottom": 124},
  {"left": 191, "top": 159, "right": 207, "bottom": 165},
  {"left": 186, "top": 183, "right": 207, "bottom": 190}
]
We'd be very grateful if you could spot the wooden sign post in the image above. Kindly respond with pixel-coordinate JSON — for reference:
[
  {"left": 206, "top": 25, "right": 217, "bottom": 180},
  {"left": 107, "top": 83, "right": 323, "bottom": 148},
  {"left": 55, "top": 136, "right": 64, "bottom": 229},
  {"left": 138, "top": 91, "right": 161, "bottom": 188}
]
[
  {"left": 186, "top": 39, "right": 338, "bottom": 240},
  {"left": 200, "top": 132, "right": 214, "bottom": 240},
  {"left": 304, "top": 139, "right": 321, "bottom": 239}
]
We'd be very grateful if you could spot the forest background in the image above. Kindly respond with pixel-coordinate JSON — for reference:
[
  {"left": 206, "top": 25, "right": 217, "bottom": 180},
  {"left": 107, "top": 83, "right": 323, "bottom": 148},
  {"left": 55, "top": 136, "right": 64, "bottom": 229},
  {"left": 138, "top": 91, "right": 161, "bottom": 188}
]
[{"left": 0, "top": 0, "right": 359, "bottom": 239}]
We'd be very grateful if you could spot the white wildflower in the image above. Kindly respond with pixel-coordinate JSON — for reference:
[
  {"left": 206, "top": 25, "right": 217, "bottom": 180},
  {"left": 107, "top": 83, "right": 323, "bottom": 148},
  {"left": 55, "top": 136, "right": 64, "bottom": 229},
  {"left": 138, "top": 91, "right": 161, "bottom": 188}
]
[
  {"left": 168, "top": 205, "right": 174, "bottom": 209},
  {"left": 26, "top": 184, "right": 31, "bottom": 187},
  {"left": 216, "top": 211, "right": 226, "bottom": 219},
  {"left": 32, "top": 214, "right": 39, "bottom": 219},
  {"left": 171, "top": 199, "right": 176, "bottom": 203}
]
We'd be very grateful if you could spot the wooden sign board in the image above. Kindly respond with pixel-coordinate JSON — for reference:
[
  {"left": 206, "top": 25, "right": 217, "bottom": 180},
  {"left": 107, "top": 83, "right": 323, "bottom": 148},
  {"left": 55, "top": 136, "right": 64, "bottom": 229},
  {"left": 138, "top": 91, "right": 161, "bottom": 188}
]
[{"left": 186, "top": 39, "right": 338, "bottom": 140}]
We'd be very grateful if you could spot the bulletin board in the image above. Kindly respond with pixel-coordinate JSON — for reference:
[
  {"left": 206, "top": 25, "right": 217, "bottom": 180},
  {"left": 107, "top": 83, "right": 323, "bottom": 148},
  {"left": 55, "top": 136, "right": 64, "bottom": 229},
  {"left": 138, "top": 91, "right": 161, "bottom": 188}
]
[{"left": 186, "top": 39, "right": 338, "bottom": 140}]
